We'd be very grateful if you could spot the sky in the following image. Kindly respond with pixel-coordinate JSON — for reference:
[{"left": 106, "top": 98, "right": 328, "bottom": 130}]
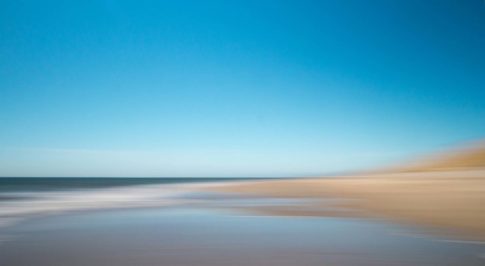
[{"left": 1, "top": 0, "right": 484, "bottom": 177}]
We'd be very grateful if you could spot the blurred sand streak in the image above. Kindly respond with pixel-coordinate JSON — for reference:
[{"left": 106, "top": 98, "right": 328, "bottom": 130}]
[{"left": 214, "top": 143, "right": 485, "bottom": 240}]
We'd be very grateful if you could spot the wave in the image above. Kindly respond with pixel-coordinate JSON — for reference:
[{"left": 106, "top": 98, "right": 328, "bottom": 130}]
[{"left": 0, "top": 182, "right": 220, "bottom": 229}]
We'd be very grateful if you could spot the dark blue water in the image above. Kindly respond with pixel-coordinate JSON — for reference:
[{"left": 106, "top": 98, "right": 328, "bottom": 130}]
[{"left": 0, "top": 177, "right": 274, "bottom": 192}]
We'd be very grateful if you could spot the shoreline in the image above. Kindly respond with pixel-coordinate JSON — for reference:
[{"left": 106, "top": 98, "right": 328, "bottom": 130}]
[{"left": 0, "top": 179, "right": 285, "bottom": 231}]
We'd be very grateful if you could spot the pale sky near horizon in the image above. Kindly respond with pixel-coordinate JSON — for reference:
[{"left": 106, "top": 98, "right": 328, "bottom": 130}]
[{"left": 1, "top": 1, "right": 484, "bottom": 177}]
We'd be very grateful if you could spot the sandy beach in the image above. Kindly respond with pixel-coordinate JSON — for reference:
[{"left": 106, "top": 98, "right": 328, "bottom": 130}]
[
  {"left": 212, "top": 146, "right": 485, "bottom": 240},
  {"left": 2, "top": 171, "right": 485, "bottom": 265}
]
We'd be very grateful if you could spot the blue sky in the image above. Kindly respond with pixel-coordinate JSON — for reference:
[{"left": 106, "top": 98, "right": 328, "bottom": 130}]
[{"left": 1, "top": 0, "right": 484, "bottom": 177}]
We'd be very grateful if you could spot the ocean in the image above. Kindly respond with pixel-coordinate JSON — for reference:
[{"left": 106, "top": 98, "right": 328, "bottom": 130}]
[
  {"left": 0, "top": 177, "right": 273, "bottom": 226},
  {"left": 0, "top": 177, "right": 269, "bottom": 192}
]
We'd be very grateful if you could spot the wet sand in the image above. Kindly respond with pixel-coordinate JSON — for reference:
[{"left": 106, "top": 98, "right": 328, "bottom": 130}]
[
  {"left": 1, "top": 204, "right": 485, "bottom": 266},
  {"left": 213, "top": 169, "right": 485, "bottom": 240}
]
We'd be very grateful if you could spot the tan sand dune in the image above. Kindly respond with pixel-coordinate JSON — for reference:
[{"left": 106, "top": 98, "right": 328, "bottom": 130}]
[
  {"left": 387, "top": 140, "right": 485, "bottom": 172},
  {"left": 214, "top": 142, "right": 485, "bottom": 240}
]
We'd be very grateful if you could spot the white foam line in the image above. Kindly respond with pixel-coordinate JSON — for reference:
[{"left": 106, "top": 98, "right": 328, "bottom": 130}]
[{"left": 0, "top": 182, "right": 224, "bottom": 229}]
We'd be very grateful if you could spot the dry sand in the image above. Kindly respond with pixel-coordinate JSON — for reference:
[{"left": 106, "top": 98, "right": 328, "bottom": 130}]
[
  {"left": 212, "top": 144, "right": 485, "bottom": 240},
  {"left": 215, "top": 170, "right": 485, "bottom": 240}
]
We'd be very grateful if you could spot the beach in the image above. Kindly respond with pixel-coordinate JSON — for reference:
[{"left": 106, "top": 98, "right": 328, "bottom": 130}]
[
  {"left": 1, "top": 182, "right": 485, "bottom": 266},
  {"left": 0, "top": 176, "right": 485, "bottom": 265},
  {"left": 212, "top": 169, "right": 485, "bottom": 240},
  {"left": 2, "top": 148, "right": 485, "bottom": 265},
  {"left": 212, "top": 144, "right": 485, "bottom": 240}
]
